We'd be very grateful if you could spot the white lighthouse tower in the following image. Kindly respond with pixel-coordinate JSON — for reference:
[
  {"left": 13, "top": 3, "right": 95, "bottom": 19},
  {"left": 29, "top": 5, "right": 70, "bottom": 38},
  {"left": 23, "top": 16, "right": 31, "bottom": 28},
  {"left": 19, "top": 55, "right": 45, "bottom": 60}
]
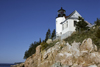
[{"left": 56, "top": 7, "right": 66, "bottom": 37}]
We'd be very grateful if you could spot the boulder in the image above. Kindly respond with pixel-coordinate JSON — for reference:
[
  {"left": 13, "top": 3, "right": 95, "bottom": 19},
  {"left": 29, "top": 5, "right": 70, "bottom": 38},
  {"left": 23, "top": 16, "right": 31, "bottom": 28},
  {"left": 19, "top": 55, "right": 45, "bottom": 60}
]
[
  {"left": 25, "top": 45, "right": 41, "bottom": 67},
  {"left": 11, "top": 63, "right": 24, "bottom": 67},
  {"left": 46, "top": 39, "right": 52, "bottom": 44},
  {"left": 71, "top": 41, "right": 80, "bottom": 58},
  {"left": 55, "top": 50, "right": 73, "bottom": 65},
  {"left": 88, "top": 65, "right": 97, "bottom": 67},
  {"left": 98, "top": 64, "right": 100, "bottom": 67},
  {"left": 24, "top": 54, "right": 36, "bottom": 67},
  {"left": 51, "top": 62, "right": 62, "bottom": 67},
  {"left": 94, "top": 45, "right": 97, "bottom": 51},
  {"left": 80, "top": 38, "right": 94, "bottom": 52},
  {"left": 89, "top": 52, "right": 100, "bottom": 64},
  {"left": 36, "top": 45, "right": 41, "bottom": 56},
  {"left": 65, "top": 42, "right": 72, "bottom": 53},
  {"left": 24, "top": 38, "right": 100, "bottom": 67}
]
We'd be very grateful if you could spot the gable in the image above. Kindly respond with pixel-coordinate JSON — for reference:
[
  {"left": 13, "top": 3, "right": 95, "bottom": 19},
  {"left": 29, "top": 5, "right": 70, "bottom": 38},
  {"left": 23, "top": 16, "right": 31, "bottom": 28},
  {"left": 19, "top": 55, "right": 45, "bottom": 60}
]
[
  {"left": 60, "top": 10, "right": 82, "bottom": 24},
  {"left": 68, "top": 10, "right": 82, "bottom": 19}
]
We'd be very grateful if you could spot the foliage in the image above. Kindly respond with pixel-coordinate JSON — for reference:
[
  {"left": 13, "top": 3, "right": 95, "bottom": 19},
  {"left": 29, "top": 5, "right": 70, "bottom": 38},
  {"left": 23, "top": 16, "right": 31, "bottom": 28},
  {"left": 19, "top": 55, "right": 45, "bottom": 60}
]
[
  {"left": 24, "top": 50, "right": 29, "bottom": 59},
  {"left": 51, "top": 29, "right": 56, "bottom": 40},
  {"left": 24, "top": 29, "right": 56, "bottom": 59},
  {"left": 46, "top": 40, "right": 59, "bottom": 50},
  {"left": 41, "top": 29, "right": 56, "bottom": 50},
  {"left": 95, "top": 26, "right": 100, "bottom": 38},
  {"left": 40, "top": 42, "right": 48, "bottom": 50},
  {"left": 45, "top": 29, "right": 56, "bottom": 41},
  {"left": 41, "top": 40, "right": 59, "bottom": 50},
  {"left": 24, "top": 18, "right": 100, "bottom": 59},
  {"left": 39, "top": 38, "right": 41, "bottom": 44},
  {"left": 45, "top": 29, "right": 51, "bottom": 42},
  {"left": 24, "top": 40, "right": 41, "bottom": 59},
  {"left": 76, "top": 17, "right": 89, "bottom": 32},
  {"left": 64, "top": 26, "right": 100, "bottom": 50},
  {"left": 95, "top": 18, "right": 100, "bottom": 26}
]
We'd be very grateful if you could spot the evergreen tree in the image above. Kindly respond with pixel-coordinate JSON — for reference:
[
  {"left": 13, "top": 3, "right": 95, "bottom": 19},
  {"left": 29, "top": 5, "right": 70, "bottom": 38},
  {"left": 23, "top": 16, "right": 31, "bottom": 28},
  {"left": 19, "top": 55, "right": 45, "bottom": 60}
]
[
  {"left": 76, "top": 17, "right": 88, "bottom": 32},
  {"left": 95, "top": 18, "right": 100, "bottom": 26},
  {"left": 39, "top": 38, "right": 41, "bottom": 44},
  {"left": 24, "top": 39, "right": 41, "bottom": 59},
  {"left": 24, "top": 50, "right": 29, "bottom": 59},
  {"left": 45, "top": 31, "right": 49, "bottom": 42},
  {"left": 51, "top": 29, "right": 56, "bottom": 39},
  {"left": 24, "top": 29, "right": 56, "bottom": 59},
  {"left": 95, "top": 27, "right": 100, "bottom": 38},
  {"left": 48, "top": 29, "right": 51, "bottom": 39},
  {"left": 45, "top": 29, "right": 51, "bottom": 42}
]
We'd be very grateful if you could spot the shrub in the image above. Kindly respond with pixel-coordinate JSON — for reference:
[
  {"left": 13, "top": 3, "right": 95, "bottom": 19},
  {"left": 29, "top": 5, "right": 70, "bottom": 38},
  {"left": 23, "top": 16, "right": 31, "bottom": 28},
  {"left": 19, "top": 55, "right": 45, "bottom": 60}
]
[
  {"left": 64, "top": 26, "right": 100, "bottom": 50},
  {"left": 95, "top": 18, "right": 100, "bottom": 26},
  {"left": 76, "top": 17, "right": 89, "bottom": 32},
  {"left": 40, "top": 40, "right": 59, "bottom": 50},
  {"left": 40, "top": 42, "right": 48, "bottom": 50},
  {"left": 95, "top": 27, "right": 100, "bottom": 38},
  {"left": 24, "top": 41, "right": 41, "bottom": 59}
]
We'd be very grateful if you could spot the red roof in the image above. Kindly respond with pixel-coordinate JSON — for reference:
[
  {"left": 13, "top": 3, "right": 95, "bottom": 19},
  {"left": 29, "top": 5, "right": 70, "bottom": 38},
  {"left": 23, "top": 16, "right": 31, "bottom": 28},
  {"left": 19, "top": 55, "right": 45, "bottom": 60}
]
[{"left": 65, "top": 16, "right": 69, "bottom": 19}]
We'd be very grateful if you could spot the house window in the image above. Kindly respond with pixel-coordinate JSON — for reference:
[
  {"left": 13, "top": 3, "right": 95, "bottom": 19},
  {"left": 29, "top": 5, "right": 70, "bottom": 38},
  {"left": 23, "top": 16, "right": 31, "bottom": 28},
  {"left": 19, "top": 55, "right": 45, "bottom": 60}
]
[
  {"left": 74, "top": 21, "right": 77, "bottom": 27},
  {"left": 62, "top": 24, "right": 64, "bottom": 30},
  {"left": 64, "top": 21, "right": 68, "bottom": 28},
  {"left": 62, "top": 21, "right": 68, "bottom": 30},
  {"left": 66, "top": 21, "right": 68, "bottom": 28},
  {"left": 64, "top": 24, "right": 66, "bottom": 29}
]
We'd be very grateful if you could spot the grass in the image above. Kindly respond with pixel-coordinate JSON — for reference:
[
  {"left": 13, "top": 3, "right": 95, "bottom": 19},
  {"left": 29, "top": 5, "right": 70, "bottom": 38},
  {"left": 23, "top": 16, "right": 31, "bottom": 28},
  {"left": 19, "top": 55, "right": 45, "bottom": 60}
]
[
  {"left": 41, "top": 40, "right": 59, "bottom": 51},
  {"left": 64, "top": 26, "right": 100, "bottom": 50},
  {"left": 41, "top": 26, "right": 100, "bottom": 51},
  {"left": 46, "top": 40, "right": 59, "bottom": 49}
]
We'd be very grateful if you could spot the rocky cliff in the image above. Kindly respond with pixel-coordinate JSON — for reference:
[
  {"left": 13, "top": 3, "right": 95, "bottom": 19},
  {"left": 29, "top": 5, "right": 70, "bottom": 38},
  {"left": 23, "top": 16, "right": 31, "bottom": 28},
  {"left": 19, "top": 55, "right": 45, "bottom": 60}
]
[
  {"left": 12, "top": 38, "right": 100, "bottom": 67},
  {"left": 24, "top": 38, "right": 100, "bottom": 67}
]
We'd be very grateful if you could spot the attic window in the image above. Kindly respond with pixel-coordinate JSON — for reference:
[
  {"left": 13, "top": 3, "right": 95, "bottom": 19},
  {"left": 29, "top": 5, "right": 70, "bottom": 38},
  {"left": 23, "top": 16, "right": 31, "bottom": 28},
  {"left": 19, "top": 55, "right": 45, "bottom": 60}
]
[{"left": 74, "top": 21, "right": 77, "bottom": 27}]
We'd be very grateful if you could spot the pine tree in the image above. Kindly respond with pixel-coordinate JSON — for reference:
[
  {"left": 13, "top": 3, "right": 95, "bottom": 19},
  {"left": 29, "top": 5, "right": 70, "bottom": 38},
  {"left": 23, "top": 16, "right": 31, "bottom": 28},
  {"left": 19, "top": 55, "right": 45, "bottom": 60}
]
[
  {"left": 24, "top": 39, "right": 41, "bottom": 59},
  {"left": 45, "top": 29, "right": 51, "bottom": 42},
  {"left": 95, "top": 18, "right": 100, "bottom": 26},
  {"left": 24, "top": 50, "right": 29, "bottom": 59},
  {"left": 45, "top": 31, "right": 49, "bottom": 42},
  {"left": 95, "top": 27, "right": 100, "bottom": 38},
  {"left": 51, "top": 29, "right": 56, "bottom": 40},
  {"left": 39, "top": 38, "right": 41, "bottom": 44},
  {"left": 48, "top": 29, "right": 51, "bottom": 39},
  {"left": 76, "top": 17, "right": 88, "bottom": 32}
]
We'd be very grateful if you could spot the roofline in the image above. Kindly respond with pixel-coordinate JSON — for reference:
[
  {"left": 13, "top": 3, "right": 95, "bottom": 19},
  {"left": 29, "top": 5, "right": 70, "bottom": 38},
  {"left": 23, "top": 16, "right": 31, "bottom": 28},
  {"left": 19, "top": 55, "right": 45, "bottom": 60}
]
[{"left": 60, "top": 10, "right": 82, "bottom": 24}]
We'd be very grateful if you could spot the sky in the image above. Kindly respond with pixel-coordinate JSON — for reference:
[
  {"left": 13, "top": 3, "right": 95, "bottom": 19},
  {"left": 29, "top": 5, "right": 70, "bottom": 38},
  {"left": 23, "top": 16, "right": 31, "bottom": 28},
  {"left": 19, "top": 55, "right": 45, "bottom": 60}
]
[{"left": 0, "top": 0, "right": 100, "bottom": 63}]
